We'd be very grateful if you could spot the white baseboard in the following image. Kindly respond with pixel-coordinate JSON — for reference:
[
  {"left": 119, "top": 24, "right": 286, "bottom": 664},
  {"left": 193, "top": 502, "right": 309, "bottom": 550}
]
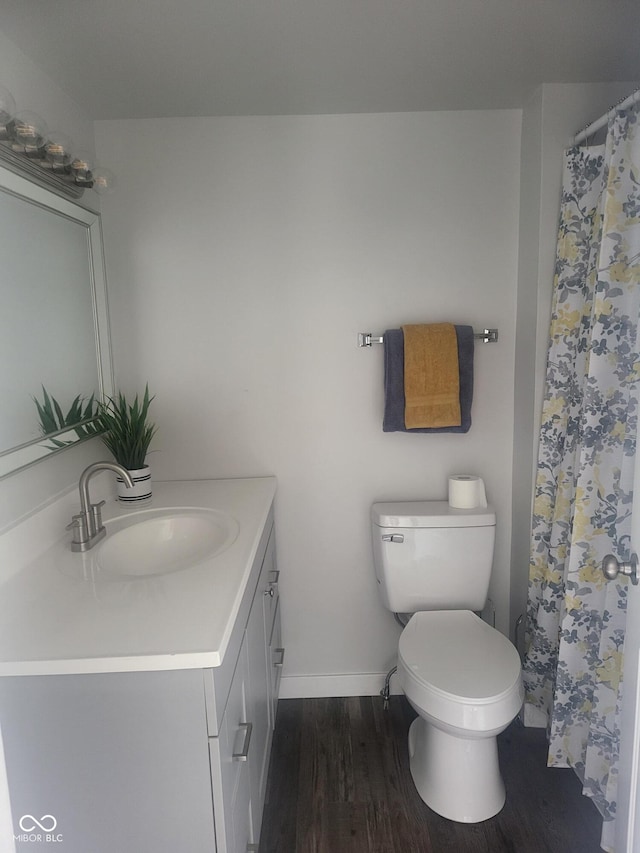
[{"left": 279, "top": 672, "right": 403, "bottom": 699}]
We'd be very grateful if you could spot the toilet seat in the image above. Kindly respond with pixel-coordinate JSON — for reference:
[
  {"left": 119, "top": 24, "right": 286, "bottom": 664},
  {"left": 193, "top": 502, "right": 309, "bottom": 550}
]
[{"left": 398, "top": 610, "right": 523, "bottom": 733}]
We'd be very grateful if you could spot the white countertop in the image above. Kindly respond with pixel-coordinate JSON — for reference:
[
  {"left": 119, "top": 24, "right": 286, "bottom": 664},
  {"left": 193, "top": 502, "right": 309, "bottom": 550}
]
[{"left": 0, "top": 477, "right": 277, "bottom": 677}]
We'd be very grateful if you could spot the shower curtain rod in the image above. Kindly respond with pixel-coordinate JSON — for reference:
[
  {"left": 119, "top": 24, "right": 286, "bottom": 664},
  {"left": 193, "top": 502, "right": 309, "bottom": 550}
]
[{"left": 574, "top": 87, "right": 640, "bottom": 145}]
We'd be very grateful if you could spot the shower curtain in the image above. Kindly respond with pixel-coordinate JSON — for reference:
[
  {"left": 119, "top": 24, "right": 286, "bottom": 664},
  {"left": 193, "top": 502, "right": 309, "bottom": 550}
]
[{"left": 523, "top": 101, "right": 640, "bottom": 852}]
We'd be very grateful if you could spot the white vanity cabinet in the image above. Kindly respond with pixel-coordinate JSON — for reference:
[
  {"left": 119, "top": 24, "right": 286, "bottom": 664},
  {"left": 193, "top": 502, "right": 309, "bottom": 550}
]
[{"left": 0, "top": 480, "right": 281, "bottom": 853}]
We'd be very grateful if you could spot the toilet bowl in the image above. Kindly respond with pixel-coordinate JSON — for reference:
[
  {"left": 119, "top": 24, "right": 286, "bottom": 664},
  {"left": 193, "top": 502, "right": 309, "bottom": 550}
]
[{"left": 397, "top": 610, "right": 523, "bottom": 823}]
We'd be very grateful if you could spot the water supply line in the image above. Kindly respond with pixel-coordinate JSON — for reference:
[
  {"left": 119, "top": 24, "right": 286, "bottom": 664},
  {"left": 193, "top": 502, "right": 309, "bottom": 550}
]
[
  {"left": 381, "top": 612, "right": 411, "bottom": 709},
  {"left": 381, "top": 667, "right": 397, "bottom": 709}
]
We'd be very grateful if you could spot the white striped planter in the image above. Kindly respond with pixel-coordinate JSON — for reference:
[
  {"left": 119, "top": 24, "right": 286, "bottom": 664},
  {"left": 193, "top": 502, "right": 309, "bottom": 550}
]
[{"left": 116, "top": 465, "right": 152, "bottom": 502}]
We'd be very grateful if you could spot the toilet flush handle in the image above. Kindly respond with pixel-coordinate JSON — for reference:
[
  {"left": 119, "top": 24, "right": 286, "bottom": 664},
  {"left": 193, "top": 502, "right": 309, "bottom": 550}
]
[{"left": 382, "top": 534, "right": 404, "bottom": 543}]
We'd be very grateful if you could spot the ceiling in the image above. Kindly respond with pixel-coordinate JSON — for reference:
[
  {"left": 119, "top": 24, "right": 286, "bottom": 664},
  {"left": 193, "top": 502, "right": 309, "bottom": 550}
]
[{"left": 1, "top": 0, "right": 640, "bottom": 120}]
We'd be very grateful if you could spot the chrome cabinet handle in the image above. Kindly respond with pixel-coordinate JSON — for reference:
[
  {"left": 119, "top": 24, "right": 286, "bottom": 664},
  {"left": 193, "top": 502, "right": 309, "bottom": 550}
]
[
  {"left": 232, "top": 722, "right": 253, "bottom": 761},
  {"left": 273, "top": 647, "right": 285, "bottom": 668},
  {"left": 264, "top": 569, "right": 280, "bottom": 597},
  {"left": 382, "top": 533, "right": 404, "bottom": 543},
  {"left": 602, "top": 553, "right": 639, "bottom": 585}
]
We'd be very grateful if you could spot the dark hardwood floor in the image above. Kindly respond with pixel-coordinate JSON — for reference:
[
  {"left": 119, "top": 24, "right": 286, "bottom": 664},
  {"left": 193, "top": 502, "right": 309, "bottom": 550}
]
[{"left": 259, "top": 696, "right": 603, "bottom": 853}]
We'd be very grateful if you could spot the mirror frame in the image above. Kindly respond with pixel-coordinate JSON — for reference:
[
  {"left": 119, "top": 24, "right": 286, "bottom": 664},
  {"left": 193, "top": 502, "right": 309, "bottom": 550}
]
[{"left": 0, "top": 163, "right": 114, "bottom": 479}]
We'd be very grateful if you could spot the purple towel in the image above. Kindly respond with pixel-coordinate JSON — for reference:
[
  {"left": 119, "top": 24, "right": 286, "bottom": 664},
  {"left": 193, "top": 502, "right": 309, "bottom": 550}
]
[{"left": 382, "top": 325, "right": 474, "bottom": 433}]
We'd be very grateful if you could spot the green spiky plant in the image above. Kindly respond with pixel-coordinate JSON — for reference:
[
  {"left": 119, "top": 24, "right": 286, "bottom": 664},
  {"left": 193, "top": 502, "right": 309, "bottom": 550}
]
[
  {"left": 96, "top": 384, "right": 157, "bottom": 470},
  {"left": 33, "top": 386, "right": 99, "bottom": 448}
]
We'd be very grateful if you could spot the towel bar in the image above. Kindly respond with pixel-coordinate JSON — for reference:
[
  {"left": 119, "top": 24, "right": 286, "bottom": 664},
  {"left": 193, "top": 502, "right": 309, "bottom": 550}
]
[{"left": 357, "top": 329, "right": 498, "bottom": 347}]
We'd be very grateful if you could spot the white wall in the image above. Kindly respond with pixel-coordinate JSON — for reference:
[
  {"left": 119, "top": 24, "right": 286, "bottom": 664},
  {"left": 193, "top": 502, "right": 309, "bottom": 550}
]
[
  {"left": 510, "top": 81, "right": 639, "bottom": 649},
  {"left": 95, "top": 110, "right": 521, "bottom": 694},
  {"left": 0, "top": 28, "right": 107, "bottom": 533}
]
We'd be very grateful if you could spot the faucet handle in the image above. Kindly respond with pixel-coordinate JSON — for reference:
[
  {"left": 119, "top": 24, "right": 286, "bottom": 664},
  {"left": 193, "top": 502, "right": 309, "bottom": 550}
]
[
  {"left": 90, "top": 500, "right": 107, "bottom": 534},
  {"left": 66, "top": 513, "right": 90, "bottom": 545}
]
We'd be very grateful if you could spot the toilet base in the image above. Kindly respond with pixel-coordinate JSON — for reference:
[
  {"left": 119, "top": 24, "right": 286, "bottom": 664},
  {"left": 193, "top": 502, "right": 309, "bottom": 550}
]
[{"left": 407, "top": 716, "right": 505, "bottom": 823}]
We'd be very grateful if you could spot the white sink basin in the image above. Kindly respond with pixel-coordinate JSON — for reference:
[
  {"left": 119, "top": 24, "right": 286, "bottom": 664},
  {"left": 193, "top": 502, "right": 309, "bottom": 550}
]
[{"left": 95, "top": 508, "right": 239, "bottom": 578}]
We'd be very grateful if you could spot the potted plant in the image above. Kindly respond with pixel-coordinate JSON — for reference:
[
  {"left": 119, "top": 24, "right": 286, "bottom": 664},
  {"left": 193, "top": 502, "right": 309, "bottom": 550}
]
[{"left": 96, "top": 384, "right": 157, "bottom": 501}]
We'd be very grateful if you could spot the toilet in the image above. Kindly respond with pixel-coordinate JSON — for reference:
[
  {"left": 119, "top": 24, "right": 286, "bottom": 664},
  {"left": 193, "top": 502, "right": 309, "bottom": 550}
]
[{"left": 371, "top": 500, "right": 523, "bottom": 823}]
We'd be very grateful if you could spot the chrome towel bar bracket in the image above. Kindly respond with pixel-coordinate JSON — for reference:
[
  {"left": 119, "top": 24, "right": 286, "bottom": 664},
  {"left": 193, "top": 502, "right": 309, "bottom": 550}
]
[{"left": 357, "top": 328, "right": 498, "bottom": 347}]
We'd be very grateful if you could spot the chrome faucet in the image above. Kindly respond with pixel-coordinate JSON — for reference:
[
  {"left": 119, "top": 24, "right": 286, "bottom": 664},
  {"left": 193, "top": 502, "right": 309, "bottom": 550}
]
[{"left": 67, "top": 462, "right": 134, "bottom": 552}]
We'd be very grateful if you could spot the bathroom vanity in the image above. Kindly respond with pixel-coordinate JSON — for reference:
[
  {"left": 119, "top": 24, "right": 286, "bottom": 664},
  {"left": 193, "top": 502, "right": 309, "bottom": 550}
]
[{"left": 0, "top": 477, "right": 280, "bottom": 853}]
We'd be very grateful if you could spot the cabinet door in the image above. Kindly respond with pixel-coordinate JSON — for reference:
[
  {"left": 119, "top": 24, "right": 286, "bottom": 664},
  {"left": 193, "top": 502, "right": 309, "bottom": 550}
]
[
  {"left": 210, "top": 638, "right": 251, "bottom": 853},
  {"left": 0, "top": 670, "right": 216, "bottom": 853},
  {"left": 245, "top": 531, "right": 275, "bottom": 843},
  {"left": 260, "top": 530, "right": 281, "bottom": 730}
]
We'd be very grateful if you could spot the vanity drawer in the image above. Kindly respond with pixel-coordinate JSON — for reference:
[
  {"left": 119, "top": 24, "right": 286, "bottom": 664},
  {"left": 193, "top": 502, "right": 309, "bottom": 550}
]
[
  {"left": 268, "top": 598, "right": 283, "bottom": 727},
  {"left": 261, "top": 530, "right": 279, "bottom": 634},
  {"left": 210, "top": 635, "right": 252, "bottom": 853}
]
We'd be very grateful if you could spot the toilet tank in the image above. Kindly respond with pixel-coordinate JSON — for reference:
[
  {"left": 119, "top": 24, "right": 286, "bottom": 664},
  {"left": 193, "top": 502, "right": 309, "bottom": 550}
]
[{"left": 371, "top": 501, "right": 496, "bottom": 613}]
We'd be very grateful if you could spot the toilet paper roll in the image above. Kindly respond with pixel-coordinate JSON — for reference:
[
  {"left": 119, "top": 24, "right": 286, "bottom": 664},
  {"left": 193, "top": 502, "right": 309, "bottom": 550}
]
[{"left": 448, "top": 475, "right": 487, "bottom": 509}]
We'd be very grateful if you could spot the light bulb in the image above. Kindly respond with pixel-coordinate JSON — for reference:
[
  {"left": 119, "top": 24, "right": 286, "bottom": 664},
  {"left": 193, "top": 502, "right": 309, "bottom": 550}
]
[
  {"left": 91, "top": 166, "right": 116, "bottom": 194},
  {"left": 44, "top": 131, "right": 74, "bottom": 169},
  {"left": 13, "top": 111, "right": 48, "bottom": 154},
  {"left": 70, "top": 150, "right": 94, "bottom": 183},
  {"left": 0, "top": 84, "right": 16, "bottom": 140}
]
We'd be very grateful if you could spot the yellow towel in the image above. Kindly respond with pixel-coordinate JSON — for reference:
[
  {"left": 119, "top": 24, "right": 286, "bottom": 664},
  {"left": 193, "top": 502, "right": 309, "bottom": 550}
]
[{"left": 402, "top": 323, "right": 461, "bottom": 428}]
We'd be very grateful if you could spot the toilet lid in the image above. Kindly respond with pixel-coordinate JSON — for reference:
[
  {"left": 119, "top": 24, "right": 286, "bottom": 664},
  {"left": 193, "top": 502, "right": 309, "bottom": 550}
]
[{"left": 398, "top": 610, "right": 521, "bottom": 704}]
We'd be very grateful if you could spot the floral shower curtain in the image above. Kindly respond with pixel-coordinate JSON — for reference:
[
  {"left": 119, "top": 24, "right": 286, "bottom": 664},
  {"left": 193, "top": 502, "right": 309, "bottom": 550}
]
[{"left": 523, "top": 101, "right": 640, "bottom": 852}]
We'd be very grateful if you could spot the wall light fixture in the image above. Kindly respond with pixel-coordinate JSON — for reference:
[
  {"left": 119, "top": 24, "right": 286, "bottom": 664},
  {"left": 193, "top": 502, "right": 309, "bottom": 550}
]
[{"left": 0, "top": 83, "right": 115, "bottom": 199}]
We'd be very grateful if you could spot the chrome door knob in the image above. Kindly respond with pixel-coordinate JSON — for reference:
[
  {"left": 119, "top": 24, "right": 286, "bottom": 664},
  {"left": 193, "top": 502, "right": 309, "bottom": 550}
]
[{"left": 602, "top": 553, "right": 639, "bottom": 585}]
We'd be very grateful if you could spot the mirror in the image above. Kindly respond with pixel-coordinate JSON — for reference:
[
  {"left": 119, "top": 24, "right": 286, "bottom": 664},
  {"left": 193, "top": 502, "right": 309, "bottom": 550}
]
[{"left": 0, "top": 163, "right": 113, "bottom": 479}]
